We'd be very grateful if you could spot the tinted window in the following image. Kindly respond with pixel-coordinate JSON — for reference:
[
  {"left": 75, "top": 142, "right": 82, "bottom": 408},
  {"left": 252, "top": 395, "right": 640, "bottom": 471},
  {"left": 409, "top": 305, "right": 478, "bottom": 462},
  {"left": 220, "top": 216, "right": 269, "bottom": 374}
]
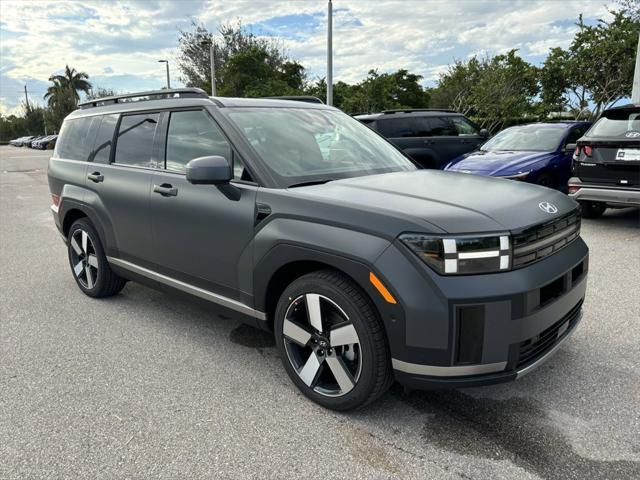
[
  {"left": 90, "top": 114, "right": 118, "bottom": 163},
  {"left": 376, "top": 118, "right": 423, "bottom": 137},
  {"left": 55, "top": 117, "right": 99, "bottom": 161},
  {"left": 451, "top": 117, "right": 478, "bottom": 136},
  {"left": 427, "top": 117, "right": 457, "bottom": 136},
  {"left": 114, "top": 113, "right": 160, "bottom": 168},
  {"left": 566, "top": 125, "right": 589, "bottom": 144},
  {"left": 165, "top": 110, "right": 231, "bottom": 174}
]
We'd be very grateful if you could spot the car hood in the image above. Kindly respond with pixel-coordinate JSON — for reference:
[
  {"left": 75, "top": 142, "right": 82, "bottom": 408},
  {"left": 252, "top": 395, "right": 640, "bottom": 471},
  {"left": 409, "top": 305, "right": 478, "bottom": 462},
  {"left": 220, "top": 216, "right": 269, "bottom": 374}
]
[
  {"left": 446, "top": 150, "right": 554, "bottom": 175},
  {"left": 292, "top": 170, "right": 577, "bottom": 234}
]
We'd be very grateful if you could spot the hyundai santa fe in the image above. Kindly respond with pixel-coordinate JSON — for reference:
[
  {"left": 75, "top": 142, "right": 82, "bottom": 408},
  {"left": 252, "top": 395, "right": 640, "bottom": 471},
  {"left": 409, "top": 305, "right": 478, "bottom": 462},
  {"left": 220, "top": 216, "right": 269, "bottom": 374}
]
[{"left": 48, "top": 88, "right": 589, "bottom": 411}]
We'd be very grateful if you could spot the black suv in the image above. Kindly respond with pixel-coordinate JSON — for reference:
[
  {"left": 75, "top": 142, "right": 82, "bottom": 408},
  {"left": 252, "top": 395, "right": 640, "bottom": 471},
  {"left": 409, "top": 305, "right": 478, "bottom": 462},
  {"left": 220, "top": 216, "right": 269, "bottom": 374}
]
[
  {"left": 48, "top": 88, "right": 588, "bottom": 410},
  {"left": 570, "top": 104, "right": 640, "bottom": 217},
  {"left": 354, "top": 109, "right": 488, "bottom": 169}
]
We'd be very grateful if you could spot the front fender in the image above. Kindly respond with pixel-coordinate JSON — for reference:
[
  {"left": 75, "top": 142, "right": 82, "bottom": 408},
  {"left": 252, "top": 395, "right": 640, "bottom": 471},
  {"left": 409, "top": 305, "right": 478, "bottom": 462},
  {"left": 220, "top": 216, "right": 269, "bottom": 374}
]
[{"left": 251, "top": 217, "right": 405, "bottom": 339}]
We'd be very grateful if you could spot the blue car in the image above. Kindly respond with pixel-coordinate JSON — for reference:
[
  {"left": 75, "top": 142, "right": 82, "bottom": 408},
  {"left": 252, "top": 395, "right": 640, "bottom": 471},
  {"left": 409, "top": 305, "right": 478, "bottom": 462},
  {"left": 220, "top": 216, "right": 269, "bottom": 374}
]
[{"left": 444, "top": 122, "right": 592, "bottom": 190}]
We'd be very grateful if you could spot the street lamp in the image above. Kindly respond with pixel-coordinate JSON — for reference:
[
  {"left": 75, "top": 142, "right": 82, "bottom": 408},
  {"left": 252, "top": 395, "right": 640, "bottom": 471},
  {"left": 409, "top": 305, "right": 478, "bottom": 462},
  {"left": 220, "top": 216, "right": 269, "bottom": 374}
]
[
  {"left": 158, "top": 60, "right": 170, "bottom": 89},
  {"left": 200, "top": 40, "right": 216, "bottom": 96}
]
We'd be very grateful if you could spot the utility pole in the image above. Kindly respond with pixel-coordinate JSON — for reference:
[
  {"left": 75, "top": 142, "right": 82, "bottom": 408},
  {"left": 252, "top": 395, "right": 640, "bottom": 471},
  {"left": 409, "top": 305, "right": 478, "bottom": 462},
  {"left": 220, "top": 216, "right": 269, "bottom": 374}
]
[
  {"left": 327, "top": 0, "right": 333, "bottom": 106},
  {"left": 158, "top": 60, "right": 170, "bottom": 89},
  {"left": 632, "top": 33, "right": 640, "bottom": 104},
  {"left": 24, "top": 84, "right": 30, "bottom": 112},
  {"left": 210, "top": 42, "right": 216, "bottom": 96}
]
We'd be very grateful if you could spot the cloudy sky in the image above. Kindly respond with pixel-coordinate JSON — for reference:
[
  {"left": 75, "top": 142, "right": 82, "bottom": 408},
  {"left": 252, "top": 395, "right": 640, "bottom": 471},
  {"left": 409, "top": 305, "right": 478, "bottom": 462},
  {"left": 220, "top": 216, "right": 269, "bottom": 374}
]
[{"left": 0, "top": 0, "right": 616, "bottom": 115}]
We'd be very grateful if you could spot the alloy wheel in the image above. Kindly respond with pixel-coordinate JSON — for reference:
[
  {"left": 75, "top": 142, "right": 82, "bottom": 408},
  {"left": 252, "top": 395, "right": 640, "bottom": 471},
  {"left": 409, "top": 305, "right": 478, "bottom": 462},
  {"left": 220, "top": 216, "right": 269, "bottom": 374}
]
[
  {"left": 69, "top": 229, "right": 99, "bottom": 289},
  {"left": 282, "top": 293, "right": 362, "bottom": 397}
]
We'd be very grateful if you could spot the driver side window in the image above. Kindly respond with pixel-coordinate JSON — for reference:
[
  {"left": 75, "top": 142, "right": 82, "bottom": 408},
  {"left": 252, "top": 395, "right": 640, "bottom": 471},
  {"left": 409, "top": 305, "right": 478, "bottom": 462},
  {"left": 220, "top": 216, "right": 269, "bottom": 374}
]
[{"left": 165, "top": 110, "right": 231, "bottom": 174}]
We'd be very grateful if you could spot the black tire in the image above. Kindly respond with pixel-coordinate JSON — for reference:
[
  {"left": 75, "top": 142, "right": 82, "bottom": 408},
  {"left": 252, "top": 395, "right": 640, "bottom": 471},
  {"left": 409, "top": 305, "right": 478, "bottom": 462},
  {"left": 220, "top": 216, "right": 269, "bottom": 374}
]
[
  {"left": 67, "top": 218, "right": 126, "bottom": 298},
  {"left": 274, "top": 269, "right": 393, "bottom": 411},
  {"left": 579, "top": 201, "right": 607, "bottom": 219}
]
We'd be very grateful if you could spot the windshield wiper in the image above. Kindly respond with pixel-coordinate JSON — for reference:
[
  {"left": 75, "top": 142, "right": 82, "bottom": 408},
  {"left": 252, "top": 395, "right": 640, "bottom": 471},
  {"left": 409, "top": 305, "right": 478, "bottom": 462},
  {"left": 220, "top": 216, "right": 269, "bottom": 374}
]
[{"left": 287, "top": 179, "right": 334, "bottom": 188}]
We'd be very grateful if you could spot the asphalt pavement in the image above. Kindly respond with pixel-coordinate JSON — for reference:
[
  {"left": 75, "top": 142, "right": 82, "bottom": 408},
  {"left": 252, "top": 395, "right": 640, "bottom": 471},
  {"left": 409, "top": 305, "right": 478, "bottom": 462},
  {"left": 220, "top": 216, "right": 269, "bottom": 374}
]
[{"left": 1, "top": 145, "right": 639, "bottom": 479}]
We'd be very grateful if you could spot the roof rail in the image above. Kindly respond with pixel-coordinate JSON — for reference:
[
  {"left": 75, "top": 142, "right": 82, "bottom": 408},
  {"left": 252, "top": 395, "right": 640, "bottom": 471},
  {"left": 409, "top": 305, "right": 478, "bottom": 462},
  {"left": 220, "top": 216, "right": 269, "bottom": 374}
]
[
  {"left": 381, "top": 108, "right": 457, "bottom": 114},
  {"left": 263, "top": 95, "right": 324, "bottom": 104},
  {"left": 78, "top": 88, "right": 209, "bottom": 109}
]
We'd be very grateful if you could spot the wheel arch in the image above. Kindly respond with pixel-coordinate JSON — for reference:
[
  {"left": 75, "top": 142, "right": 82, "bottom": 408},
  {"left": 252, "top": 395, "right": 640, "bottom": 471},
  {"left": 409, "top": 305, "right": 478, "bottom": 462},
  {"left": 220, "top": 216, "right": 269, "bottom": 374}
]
[{"left": 254, "top": 244, "right": 402, "bottom": 336}]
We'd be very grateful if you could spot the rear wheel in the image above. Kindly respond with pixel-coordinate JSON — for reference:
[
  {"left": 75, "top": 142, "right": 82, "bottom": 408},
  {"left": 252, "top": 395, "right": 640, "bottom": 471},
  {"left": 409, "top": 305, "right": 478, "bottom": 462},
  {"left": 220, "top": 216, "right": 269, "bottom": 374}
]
[
  {"left": 579, "top": 201, "right": 606, "bottom": 218},
  {"left": 67, "top": 218, "right": 126, "bottom": 297},
  {"left": 274, "top": 270, "right": 392, "bottom": 411}
]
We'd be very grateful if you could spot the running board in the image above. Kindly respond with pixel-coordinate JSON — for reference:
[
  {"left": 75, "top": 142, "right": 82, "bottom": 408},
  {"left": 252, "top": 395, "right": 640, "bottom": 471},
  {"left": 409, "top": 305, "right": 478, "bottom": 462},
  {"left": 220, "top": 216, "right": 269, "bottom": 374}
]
[{"left": 106, "top": 256, "right": 266, "bottom": 321}]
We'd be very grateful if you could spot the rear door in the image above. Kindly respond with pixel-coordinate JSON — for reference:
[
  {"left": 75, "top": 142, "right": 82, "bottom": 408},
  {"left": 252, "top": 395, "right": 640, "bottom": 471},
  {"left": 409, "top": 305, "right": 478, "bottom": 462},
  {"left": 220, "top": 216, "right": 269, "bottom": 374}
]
[
  {"left": 83, "top": 112, "right": 160, "bottom": 268},
  {"left": 374, "top": 116, "right": 439, "bottom": 168},
  {"left": 150, "top": 108, "right": 257, "bottom": 300}
]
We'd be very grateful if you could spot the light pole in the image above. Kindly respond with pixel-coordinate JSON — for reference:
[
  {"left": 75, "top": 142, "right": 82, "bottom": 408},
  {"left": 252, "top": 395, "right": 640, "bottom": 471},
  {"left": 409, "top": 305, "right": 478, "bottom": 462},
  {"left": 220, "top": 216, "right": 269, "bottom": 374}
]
[
  {"left": 201, "top": 40, "right": 216, "bottom": 96},
  {"left": 327, "top": 0, "right": 333, "bottom": 106},
  {"left": 158, "top": 60, "right": 170, "bottom": 89}
]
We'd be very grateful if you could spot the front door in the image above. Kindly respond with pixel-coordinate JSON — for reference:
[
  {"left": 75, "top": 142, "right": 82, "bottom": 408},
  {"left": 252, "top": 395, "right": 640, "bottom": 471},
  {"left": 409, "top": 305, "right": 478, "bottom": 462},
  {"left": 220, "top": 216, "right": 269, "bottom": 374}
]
[{"left": 150, "top": 109, "right": 257, "bottom": 300}]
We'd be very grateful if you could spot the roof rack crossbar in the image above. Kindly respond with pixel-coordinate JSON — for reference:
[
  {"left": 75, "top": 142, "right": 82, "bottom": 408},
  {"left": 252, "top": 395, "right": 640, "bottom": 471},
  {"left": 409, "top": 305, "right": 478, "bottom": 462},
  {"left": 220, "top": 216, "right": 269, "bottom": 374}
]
[
  {"left": 78, "top": 88, "right": 209, "bottom": 109},
  {"left": 381, "top": 108, "right": 457, "bottom": 114}
]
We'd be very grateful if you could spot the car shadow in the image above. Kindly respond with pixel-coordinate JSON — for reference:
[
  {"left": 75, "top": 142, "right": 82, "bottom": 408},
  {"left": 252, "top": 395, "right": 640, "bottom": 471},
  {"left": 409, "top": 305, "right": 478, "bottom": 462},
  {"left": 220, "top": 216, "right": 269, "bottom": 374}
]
[{"left": 584, "top": 207, "right": 639, "bottom": 229}]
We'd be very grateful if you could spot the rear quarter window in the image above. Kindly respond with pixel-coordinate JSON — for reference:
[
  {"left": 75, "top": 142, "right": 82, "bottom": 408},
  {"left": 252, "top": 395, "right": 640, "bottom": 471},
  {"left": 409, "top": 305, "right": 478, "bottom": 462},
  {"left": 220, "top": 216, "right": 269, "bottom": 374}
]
[{"left": 54, "top": 116, "right": 100, "bottom": 161}]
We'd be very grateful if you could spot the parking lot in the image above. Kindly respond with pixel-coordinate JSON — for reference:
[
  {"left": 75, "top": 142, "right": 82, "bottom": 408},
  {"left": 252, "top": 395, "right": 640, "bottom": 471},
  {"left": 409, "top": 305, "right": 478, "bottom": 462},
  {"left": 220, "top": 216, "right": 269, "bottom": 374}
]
[{"left": 0, "top": 145, "right": 638, "bottom": 479}]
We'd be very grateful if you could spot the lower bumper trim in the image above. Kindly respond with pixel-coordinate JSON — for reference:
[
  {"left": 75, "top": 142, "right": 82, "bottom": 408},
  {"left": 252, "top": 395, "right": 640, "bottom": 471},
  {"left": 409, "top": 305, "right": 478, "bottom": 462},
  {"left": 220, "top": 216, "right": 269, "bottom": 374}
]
[
  {"left": 568, "top": 186, "right": 640, "bottom": 205},
  {"left": 391, "top": 359, "right": 507, "bottom": 377}
]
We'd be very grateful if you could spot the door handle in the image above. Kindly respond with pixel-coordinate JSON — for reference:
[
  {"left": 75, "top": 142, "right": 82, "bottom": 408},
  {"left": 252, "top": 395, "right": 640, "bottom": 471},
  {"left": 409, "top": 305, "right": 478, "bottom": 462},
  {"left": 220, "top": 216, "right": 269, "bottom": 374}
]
[
  {"left": 87, "top": 172, "right": 104, "bottom": 183},
  {"left": 153, "top": 183, "right": 178, "bottom": 197}
]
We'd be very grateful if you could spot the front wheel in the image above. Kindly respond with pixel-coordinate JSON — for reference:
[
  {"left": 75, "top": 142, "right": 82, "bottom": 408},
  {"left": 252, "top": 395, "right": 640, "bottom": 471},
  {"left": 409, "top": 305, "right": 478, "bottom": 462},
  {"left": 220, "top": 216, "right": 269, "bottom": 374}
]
[
  {"left": 579, "top": 201, "right": 607, "bottom": 218},
  {"left": 274, "top": 270, "right": 393, "bottom": 411}
]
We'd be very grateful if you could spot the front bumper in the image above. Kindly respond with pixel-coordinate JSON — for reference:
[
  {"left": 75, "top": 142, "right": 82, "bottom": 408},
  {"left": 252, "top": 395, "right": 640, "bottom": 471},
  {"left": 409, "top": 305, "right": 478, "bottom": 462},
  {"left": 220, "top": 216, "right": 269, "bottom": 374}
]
[
  {"left": 568, "top": 177, "right": 640, "bottom": 207},
  {"left": 374, "top": 237, "right": 588, "bottom": 389}
]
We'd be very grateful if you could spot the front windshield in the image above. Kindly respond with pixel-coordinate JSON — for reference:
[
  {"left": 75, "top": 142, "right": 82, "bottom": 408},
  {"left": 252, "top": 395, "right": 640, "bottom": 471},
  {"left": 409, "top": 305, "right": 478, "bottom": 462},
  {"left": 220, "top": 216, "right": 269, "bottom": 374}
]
[
  {"left": 481, "top": 126, "right": 565, "bottom": 152},
  {"left": 225, "top": 107, "right": 416, "bottom": 186},
  {"left": 587, "top": 110, "right": 640, "bottom": 137}
]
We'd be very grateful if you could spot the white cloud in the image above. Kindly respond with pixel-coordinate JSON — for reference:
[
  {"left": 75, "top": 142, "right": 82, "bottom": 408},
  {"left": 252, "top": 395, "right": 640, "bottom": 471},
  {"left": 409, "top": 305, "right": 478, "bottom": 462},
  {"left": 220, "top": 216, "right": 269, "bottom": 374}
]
[{"left": 0, "top": 0, "right": 619, "bottom": 112}]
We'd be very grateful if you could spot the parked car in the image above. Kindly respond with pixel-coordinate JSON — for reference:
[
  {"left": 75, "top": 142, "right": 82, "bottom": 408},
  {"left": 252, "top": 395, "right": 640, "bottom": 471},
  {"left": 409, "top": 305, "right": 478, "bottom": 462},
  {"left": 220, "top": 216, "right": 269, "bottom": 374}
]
[
  {"left": 354, "top": 109, "right": 489, "bottom": 169},
  {"left": 33, "top": 135, "right": 58, "bottom": 150},
  {"left": 26, "top": 135, "right": 47, "bottom": 148},
  {"left": 48, "top": 88, "right": 588, "bottom": 410},
  {"left": 444, "top": 122, "right": 591, "bottom": 190},
  {"left": 569, "top": 104, "right": 640, "bottom": 217},
  {"left": 10, "top": 136, "right": 34, "bottom": 147}
]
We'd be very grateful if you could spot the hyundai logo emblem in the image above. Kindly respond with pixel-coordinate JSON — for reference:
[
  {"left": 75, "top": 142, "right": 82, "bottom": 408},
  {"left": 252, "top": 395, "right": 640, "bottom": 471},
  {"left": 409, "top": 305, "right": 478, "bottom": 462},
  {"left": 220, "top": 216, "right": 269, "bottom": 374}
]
[
  {"left": 539, "top": 202, "right": 558, "bottom": 214},
  {"left": 625, "top": 131, "right": 640, "bottom": 138}
]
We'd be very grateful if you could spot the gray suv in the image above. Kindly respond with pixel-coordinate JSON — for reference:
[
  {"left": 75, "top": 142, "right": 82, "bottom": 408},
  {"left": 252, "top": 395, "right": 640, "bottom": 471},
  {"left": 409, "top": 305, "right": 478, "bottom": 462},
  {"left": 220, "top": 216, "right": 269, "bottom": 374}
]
[{"left": 48, "top": 88, "right": 588, "bottom": 410}]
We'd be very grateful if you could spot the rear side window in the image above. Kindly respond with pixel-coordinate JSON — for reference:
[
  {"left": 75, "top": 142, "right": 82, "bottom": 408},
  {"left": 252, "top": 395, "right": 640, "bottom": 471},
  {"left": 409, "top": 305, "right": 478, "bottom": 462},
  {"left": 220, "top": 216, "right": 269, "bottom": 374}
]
[
  {"left": 376, "top": 118, "right": 429, "bottom": 137},
  {"left": 55, "top": 117, "right": 100, "bottom": 161},
  {"left": 165, "top": 110, "right": 231, "bottom": 174},
  {"left": 114, "top": 113, "right": 160, "bottom": 168},
  {"left": 89, "top": 114, "right": 118, "bottom": 163}
]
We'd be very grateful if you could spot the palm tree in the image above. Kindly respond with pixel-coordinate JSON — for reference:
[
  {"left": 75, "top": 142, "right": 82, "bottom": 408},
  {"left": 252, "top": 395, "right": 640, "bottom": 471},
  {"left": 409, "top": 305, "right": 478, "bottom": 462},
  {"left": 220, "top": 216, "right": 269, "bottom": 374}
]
[{"left": 49, "top": 65, "right": 92, "bottom": 102}]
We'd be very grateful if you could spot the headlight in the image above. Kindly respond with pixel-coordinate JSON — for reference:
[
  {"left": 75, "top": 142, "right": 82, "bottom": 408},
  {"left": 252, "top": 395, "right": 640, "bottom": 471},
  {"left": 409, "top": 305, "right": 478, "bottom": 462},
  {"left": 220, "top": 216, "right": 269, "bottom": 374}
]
[
  {"left": 399, "top": 233, "right": 511, "bottom": 275},
  {"left": 498, "top": 171, "right": 530, "bottom": 180}
]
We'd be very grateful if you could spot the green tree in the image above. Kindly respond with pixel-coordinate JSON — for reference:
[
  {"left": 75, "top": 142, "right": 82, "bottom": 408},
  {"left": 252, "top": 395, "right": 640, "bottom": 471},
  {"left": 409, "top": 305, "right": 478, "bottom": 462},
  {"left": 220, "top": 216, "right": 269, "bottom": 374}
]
[
  {"left": 570, "top": 10, "right": 639, "bottom": 117},
  {"left": 177, "top": 20, "right": 305, "bottom": 97},
  {"left": 430, "top": 50, "right": 538, "bottom": 131}
]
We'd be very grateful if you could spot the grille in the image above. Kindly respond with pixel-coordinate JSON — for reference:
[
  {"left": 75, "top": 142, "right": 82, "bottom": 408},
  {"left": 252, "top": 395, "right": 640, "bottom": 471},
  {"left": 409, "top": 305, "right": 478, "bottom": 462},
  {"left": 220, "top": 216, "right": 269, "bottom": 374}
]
[
  {"left": 517, "top": 300, "right": 583, "bottom": 368},
  {"left": 512, "top": 211, "right": 581, "bottom": 268}
]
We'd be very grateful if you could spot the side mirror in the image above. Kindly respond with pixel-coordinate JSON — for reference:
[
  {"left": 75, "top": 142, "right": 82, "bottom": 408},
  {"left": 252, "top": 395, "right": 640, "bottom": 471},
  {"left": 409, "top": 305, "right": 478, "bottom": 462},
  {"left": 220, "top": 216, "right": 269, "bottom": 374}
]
[
  {"left": 564, "top": 143, "right": 577, "bottom": 153},
  {"left": 479, "top": 128, "right": 490, "bottom": 139},
  {"left": 186, "top": 155, "right": 232, "bottom": 185}
]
